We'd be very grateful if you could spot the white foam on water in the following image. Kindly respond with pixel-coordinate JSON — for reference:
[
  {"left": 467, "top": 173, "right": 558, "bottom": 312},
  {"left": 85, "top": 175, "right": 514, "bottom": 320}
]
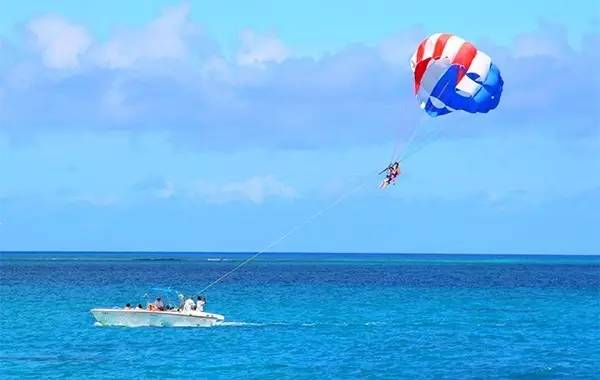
[
  {"left": 219, "top": 321, "right": 267, "bottom": 327},
  {"left": 365, "top": 321, "right": 387, "bottom": 326},
  {"left": 218, "top": 321, "right": 297, "bottom": 327},
  {"left": 96, "top": 319, "right": 392, "bottom": 328}
]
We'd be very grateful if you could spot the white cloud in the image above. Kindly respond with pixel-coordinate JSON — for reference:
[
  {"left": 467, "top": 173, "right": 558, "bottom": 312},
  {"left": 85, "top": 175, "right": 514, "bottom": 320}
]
[
  {"left": 191, "top": 175, "right": 297, "bottom": 203},
  {"left": 27, "top": 15, "right": 91, "bottom": 69},
  {"left": 94, "top": 3, "right": 197, "bottom": 68},
  {"left": 236, "top": 29, "right": 290, "bottom": 66}
]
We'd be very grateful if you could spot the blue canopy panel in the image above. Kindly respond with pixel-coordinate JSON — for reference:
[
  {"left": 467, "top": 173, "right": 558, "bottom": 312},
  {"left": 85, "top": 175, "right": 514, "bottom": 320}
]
[{"left": 422, "top": 62, "right": 503, "bottom": 117}]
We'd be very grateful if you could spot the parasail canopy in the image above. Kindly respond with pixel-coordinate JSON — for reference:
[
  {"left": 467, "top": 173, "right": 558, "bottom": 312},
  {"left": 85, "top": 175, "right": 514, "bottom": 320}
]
[{"left": 410, "top": 33, "right": 503, "bottom": 117}]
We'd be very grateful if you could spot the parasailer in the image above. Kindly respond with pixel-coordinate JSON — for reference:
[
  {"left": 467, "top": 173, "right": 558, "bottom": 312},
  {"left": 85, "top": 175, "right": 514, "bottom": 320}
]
[{"left": 379, "top": 162, "right": 401, "bottom": 189}]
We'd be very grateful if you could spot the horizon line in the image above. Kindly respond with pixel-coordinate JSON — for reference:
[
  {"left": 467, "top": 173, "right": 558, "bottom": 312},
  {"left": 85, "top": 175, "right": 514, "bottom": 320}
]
[{"left": 1, "top": 250, "right": 598, "bottom": 256}]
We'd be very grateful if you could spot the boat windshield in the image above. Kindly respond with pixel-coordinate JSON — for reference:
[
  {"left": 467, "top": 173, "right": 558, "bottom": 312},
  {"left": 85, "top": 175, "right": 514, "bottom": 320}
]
[{"left": 142, "top": 287, "right": 184, "bottom": 310}]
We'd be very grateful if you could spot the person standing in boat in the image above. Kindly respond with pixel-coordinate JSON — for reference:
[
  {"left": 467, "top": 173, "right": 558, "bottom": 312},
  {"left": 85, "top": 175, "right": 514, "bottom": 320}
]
[
  {"left": 183, "top": 296, "right": 195, "bottom": 313},
  {"left": 196, "top": 295, "right": 206, "bottom": 312}
]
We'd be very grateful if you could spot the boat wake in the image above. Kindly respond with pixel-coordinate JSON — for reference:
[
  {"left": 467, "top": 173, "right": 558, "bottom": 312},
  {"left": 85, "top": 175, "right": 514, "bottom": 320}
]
[
  {"left": 93, "top": 318, "right": 391, "bottom": 328},
  {"left": 217, "top": 321, "right": 390, "bottom": 328},
  {"left": 218, "top": 321, "right": 266, "bottom": 327}
]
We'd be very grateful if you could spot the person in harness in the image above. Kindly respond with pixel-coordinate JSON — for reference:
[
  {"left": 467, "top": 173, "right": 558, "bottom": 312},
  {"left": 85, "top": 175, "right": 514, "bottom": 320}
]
[{"left": 379, "top": 162, "right": 401, "bottom": 189}]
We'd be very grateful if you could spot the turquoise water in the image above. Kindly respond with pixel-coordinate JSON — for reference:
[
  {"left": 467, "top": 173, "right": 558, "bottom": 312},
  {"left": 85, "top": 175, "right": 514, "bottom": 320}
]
[{"left": 1, "top": 253, "right": 599, "bottom": 379}]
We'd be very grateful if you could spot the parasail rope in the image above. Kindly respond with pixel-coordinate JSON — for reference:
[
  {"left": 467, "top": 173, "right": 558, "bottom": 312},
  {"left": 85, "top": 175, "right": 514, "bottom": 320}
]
[
  {"left": 388, "top": 120, "right": 420, "bottom": 165},
  {"left": 394, "top": 124, "right": 420, "bottom": 162},
  {"left": 199, "top": 176, "right": 371, "bottom": 294},
  {"left": 199, "top": 122, "right": 445, "bottom": 294},
  {"left": 399, "top": 124, "right": 445, "bottom": 162}
]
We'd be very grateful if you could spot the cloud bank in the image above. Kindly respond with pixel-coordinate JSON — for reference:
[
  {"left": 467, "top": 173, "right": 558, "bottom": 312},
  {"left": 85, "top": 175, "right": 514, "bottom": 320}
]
[
  {"left": 132, "top": 174, "right": 297, "bottom": 204},
  {"left": 0, "top": 4, "right": 598, "bottom": 149},
  {"left": 191, "top": 175, "right": 297, "bottom": 203}
]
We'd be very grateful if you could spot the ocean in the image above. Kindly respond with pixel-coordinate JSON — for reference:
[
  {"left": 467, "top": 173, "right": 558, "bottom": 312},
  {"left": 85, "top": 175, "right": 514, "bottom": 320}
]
[{"left": 1, "top": 252, "right": 598, "bottom": 379}]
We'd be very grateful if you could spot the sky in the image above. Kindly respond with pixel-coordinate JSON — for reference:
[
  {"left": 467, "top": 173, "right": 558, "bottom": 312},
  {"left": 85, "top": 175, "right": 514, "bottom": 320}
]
[{"left": 1, "top": 1, "right": 599, "bottom": 253}]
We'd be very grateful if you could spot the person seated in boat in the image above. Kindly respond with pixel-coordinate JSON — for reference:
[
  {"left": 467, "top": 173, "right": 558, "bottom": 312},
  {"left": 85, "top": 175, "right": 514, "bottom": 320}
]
[
  {"left": 135, "top": 304, "right": 143, "bottom": 310},
  {"left": 196, "top": 295, "right": 206, "bottom": 312},
  {"left": 183, "top": 296, "right": 195, "bottom": 313},
  {"left": 147, "top": 297, "right": 164, "bottom": 311},
  {"left": 124, "top": 303, "right": 132, "bottom": 310}
]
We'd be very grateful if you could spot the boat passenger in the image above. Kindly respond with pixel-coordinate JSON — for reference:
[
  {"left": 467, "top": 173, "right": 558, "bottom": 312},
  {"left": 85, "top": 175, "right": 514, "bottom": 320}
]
[
  {"left": 135, "top": 304, "right": 143, "bottom": 310},
  {"left": 196, "top": 296, "right": 206, "bottom": 312},
  {"left": 183, "top": 296, "right": 195, "bottom": 313},
  {"left": 154, "top": 297, "right": 164, "bottom": 311},
  {"left": 124, "top": 303, "right": 131, "bottom": 310}
]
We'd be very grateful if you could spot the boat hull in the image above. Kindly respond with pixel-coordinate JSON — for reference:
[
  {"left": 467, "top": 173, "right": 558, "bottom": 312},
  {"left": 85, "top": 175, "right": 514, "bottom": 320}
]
[{"left": 91, "top": 308, "right": 224, "bottom": 327}]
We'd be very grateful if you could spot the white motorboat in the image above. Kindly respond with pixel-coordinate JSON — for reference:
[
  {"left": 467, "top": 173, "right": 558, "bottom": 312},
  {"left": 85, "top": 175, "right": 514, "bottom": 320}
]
[{"left": 91, "top": 308, "right": 225, "bottom": 327}]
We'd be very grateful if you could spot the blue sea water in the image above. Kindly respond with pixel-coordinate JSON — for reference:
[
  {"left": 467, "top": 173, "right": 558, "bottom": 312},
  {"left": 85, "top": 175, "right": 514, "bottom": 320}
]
[{"left": 1, "top": 252, "right": 599, "bottom": 379}]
